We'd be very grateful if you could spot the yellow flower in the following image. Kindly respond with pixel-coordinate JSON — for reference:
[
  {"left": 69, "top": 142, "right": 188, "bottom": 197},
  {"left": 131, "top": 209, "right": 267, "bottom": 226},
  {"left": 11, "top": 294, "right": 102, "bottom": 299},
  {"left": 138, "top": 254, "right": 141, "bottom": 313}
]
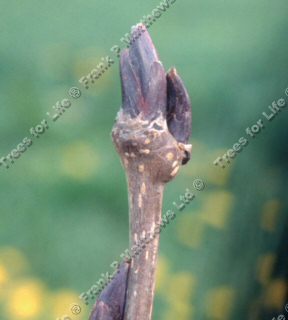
[
  {"left": 256, "top": 254, "right": 276, "bottom": 286},
  {"left": 156, "top": 256, "right": 170, "bottom": 293},
  {"left": 166, "top": 272, "right": 197, "bottom": 303},
  {"left": 0, "top": 264, "right": 9, "bottom": 286},
  {"left": 163, "top": 303, "right": 194, "bottom": 320},
  {"left": 60, "top": 141, "right": 100, "bottom": 180},
  {"left": 261, "top": 199, "right": 281, "bottom": 232},
  {"left": 263, "top": 279, "right": 287, "bottom": 310},
  {"left": 51, "top": 290, "right": 85, "bottom": 319},
  {"left": 205, "top": 286, "right": 235, "bottom": 320},
  {"left": 6, "top": 280, "right": 45, "bottom": 319},
  {"left": 163, "top": 273, "right": 196, "bottom": 320},
  {"left": 200, "top": 191, "right": 234, "bottom": 229},
  {"left": 0, "top": 263, "right": 9, "bottom": 300}
]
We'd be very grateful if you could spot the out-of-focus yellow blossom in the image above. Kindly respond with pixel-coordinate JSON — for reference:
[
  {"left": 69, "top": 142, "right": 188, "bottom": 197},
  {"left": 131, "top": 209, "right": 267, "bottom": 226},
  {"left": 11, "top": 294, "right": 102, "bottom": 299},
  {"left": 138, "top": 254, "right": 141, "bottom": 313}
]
[
  {"left": 263, "top": 279, "right": 287, "bottom": 311},
  {"left": 0, "top": 263, "right": 9, "bottom": 300},
  {"left": 51, "top": 290, "right": 84, "bottom": 319},
  {"left": 261, "top": 199, "right": 281, "bottom": 232},
  {"left": 200, "top": 191, "right": 234, "bottom": 229},
  {"left": 60, "top": 141, "right": 100, "bottom": 180},
  {"left": 205, "top": 286, "right": 235, "bottom": 320},
  {"left": 164, "top": 302, "right": 195, "bottom": 320},
  {"left": 156, "top": 256, "right": 170, "bottom": 293},
  {"left": 0, "top": 264, "right": 9, "bottom": 286},
  {"left": 6, "top": 279, "right": 45, "bottom": 319},
  {"left": 166, "top": 272, "right": 197, "bottom": 303},
  {"left": 163, "top": 272, "right": 196, "bottom": 320},
  {"left": 256, "top": 253, "right": 276, "bottom": 286}
]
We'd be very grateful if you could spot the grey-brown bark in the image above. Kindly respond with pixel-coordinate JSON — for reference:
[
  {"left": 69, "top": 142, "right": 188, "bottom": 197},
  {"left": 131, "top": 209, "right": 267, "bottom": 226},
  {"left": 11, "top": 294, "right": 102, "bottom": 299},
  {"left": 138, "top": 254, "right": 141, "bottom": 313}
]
[{"left": 89, "top": 23, "right": 192, "bottom": 320}]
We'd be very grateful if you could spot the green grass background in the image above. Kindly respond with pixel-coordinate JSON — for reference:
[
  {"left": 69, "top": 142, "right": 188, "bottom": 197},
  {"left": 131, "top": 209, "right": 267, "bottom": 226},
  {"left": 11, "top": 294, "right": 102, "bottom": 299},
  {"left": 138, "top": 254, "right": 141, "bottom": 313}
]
[{"left": 0, "top": 0, "right": 287, "bottom": 319}]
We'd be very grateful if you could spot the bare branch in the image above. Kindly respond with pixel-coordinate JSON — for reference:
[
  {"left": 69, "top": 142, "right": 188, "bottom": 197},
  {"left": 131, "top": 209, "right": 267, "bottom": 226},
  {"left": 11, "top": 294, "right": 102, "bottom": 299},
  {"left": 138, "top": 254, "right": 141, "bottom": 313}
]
[{"left": 90, "top": 23, "right": 192, "bottom": 320}]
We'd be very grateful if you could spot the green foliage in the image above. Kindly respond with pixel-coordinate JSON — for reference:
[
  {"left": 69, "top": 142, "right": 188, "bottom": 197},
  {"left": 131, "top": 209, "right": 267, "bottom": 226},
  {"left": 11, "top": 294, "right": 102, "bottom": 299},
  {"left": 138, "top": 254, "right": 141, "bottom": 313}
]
[{"left": 0, "top": 1, "right": 287, "bottom": 319}]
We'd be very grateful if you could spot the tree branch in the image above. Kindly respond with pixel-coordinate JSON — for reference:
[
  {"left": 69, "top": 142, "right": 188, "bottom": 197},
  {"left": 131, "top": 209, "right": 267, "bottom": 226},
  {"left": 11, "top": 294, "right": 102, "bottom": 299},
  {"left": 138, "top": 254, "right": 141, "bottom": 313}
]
[{"left": 89, "top": 23, "right": 192, "bottom": 320}]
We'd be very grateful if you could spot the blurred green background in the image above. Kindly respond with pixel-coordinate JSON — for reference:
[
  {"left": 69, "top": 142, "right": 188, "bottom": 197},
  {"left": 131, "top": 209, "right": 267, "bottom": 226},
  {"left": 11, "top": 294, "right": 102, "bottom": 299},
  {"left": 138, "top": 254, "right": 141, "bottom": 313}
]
[{"left": 0, "top": 0, "right": 287, "bottom": 319}]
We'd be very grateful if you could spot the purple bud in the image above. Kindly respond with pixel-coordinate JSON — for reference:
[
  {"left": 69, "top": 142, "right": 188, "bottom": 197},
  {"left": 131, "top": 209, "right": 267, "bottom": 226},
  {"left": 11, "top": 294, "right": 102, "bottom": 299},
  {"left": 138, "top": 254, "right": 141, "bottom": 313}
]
[
  {"left": 166, "top": 68, "right": 192, "bottom": 143},
  {"left": 89, "top": 262, "right": 130, "bottom": 320}
]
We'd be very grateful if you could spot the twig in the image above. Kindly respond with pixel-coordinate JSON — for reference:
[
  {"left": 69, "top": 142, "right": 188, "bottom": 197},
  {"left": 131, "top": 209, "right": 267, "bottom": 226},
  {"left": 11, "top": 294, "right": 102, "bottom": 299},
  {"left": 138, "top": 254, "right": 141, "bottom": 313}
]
[{"left": 89, "top": 23, "right": 192, "bottom": 320}]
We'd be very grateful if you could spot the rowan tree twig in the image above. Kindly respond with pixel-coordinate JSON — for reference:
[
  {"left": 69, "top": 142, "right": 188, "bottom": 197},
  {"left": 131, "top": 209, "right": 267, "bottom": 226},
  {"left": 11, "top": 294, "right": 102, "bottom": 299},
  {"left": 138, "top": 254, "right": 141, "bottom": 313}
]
[{"left": 89, "top": 24, "right": 192, "bottom": 320}]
